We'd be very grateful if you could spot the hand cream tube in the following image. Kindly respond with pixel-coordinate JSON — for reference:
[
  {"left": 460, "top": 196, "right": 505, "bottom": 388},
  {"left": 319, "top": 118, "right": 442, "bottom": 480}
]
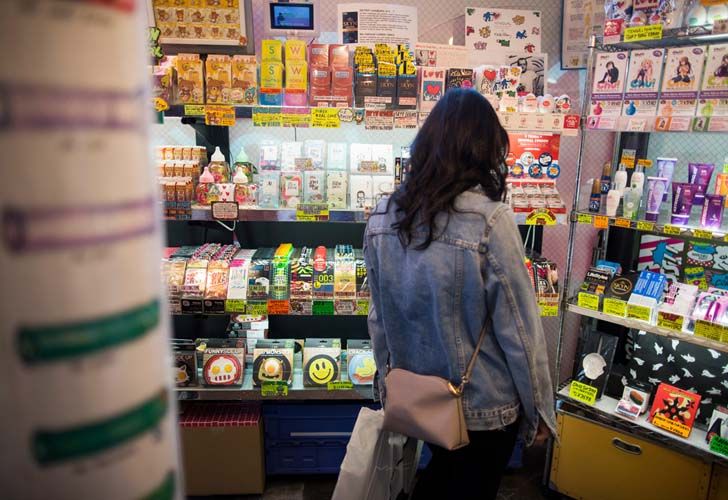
[
  {"left": 701, "top": 194, "right": 725, "bottom": 229},
  {"left": 715, "top": 173, "right": 728, "bottom": 208},
  {"left": 656, "top": 157, "right": 678, "bottom": 201},
  {"left": 688, "top": 162, "right": 715, "bottom": 206},
  {"left": 645, "top": 176, "right": 669, "bottom": 221},
  {"left": 670, "top": 182, "right": 697, "bottom": 225}
]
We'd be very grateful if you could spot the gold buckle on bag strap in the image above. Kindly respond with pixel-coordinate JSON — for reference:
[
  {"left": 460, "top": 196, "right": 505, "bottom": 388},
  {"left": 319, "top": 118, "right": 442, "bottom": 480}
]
[{"left": 448, "top": 381, "right": 464, "bottom": 398}]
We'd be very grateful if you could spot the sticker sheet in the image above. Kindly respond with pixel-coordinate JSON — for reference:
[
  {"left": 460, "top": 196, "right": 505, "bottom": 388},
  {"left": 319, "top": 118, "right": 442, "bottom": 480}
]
[{"left": 465, "top": 8, "right": 541, "bottom": 66}]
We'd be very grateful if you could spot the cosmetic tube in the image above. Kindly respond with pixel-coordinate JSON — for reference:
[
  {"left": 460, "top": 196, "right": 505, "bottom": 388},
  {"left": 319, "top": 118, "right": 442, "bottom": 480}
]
[
  {"left": 701, "top": 194, "right": 725, "bottom": 229},
  {"left": 688, "top": 162, "right": 715, "bottom": 206},
  {"left": 623, "top": 184, "right": 642, "bottom": 219},
  {"left": 715, "top": 173, "right": 728, "bottom": 208},
  {"left": 606, "top": 189, "right": 620, "bottom": 216},
  {"left": 671, "top": 182, "right": 697, "bottom": 224},
  {"left": 645, "top": 176, "right": 669, "bottom": 221},
  {"left": 656, "top": 158, "right": 677, "bottom": 201}
]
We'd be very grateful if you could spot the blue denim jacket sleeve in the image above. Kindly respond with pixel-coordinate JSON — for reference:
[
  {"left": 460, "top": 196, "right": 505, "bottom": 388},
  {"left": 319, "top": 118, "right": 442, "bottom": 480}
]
[
  {"left": 483, "top": 207, "right": 557, "bottom": 444},
  {"left": 363, "top": 236, "right": 388, "bottom": 402}
]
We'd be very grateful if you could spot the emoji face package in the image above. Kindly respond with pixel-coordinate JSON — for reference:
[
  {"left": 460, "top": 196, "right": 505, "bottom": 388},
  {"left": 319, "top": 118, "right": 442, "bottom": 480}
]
[
  {"left": 303, "top": 338, "right": 342, "bottom": 387},
  {"left": 252, "top": 339, "right": 294, "bottom": 386}
]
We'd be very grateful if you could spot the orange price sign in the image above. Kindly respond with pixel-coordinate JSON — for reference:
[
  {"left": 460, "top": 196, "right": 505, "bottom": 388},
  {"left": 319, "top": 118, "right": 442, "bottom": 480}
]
[{"left": 593, "top": 216, "right": 609, "bottom": 229}]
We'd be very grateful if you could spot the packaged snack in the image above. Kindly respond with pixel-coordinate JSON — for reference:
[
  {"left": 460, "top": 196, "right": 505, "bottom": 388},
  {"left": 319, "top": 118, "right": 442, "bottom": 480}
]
[
  {"left": 175, "top": 53, "right": 204, "bottom": 104},
  {"left": 656, "top": 46, "right": 707, "bottom": 131},
  {"left": 205, "top": 54, "right": 232, "bottom": 104},
  {"left": 258, "top": 172, "right": 280, "bottom": 208},
  {"left": 280, "top": 173, "right": 303, "bottom": 208},
  {"left": 350, "top": 175, "right": 373, "bottom": 209},
  {"left": 252, "top": 339, "right": 295, "bottom": 386},
  {"left": 304, "top": 171, "right": 326, "bottom": 203},
  {"left": 588, "top": 52, "right": 629, "bottom": 130},
  {"left": 303, "top": 338, "right": 342, "bottom": 386},
  {"left": 326, "top": 171, "right": 348, "bottom": 209},
  {"left": 231, "top": 55, "right": 257, "bottom": 105},
  {"left": 622, "top": 49, "right": 664, "bottom": 129}
]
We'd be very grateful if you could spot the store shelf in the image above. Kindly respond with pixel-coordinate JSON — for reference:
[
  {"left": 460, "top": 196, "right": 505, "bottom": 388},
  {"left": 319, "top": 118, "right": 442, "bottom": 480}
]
[
  {"left": 556, "top": 382, "right": 727, "bottom": 465},
  {"left": 595, "top": 25, "right": 728, "bottom": 51},
  {"left": 572, "top": 210, "right": 728, "bottom": 243},
  {"left": 567, "top": 303, "right": 728, "bottom": 353},
  {"left": 165, "top": 205, "right": 368, "bottom": 223},
  {"left": 176, "top": 367, "right": 373, "bottom": 401}
]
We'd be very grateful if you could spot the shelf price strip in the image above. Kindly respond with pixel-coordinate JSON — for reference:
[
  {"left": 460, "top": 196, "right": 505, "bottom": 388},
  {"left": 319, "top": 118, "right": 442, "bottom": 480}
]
[
  {"left": 261, "top": 382, "right": 288, "bottom": 397},
  {"left": 327, "top": 381, "right": 354, "bottom": 391}
]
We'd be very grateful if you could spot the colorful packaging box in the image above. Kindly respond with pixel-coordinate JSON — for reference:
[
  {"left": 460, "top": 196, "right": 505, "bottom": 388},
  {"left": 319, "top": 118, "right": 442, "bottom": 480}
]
[
  {"left": 252, "top": 339, "right": 295, "bottom": 386},
  {"left": 588, "top": 51, "right": 629, "bottom": 130},
  {"left": 206, "top": 54, "right": 232, "bottom": 104},
  {"left": 176, "top": 53, "right": 204, "bottom": 104},
  {"left": 656, "top": 46, "right": 707, "bottom": 131},
  {"left": 201, "top": 338, "right": 246, "bottom": 387},
  {"left": 347, "top": 339, "right": 376, "bottom": 385},
  {"left": 231, "top": 55, "right": 258, "bottom": 105},
  {"left": 312, "top": 246, "right": 334, "bottom": 299},
  {"left": 303, "top": 338, "right": 342, "bottom": 387},
  {"left": 326, "top": 171, "right": 348, "bottom": 209},
  {"left": 622, "top": 49, "right": 664, "bottom": 130}
]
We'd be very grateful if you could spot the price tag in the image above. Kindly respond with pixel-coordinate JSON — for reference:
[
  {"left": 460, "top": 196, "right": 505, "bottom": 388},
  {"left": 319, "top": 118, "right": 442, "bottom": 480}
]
[
  {"left": 525, "top": 209, "right": 558, "bottom": 226},
  {"left": 695, "top": 320, "right": 724, "bottom": 341},
  {"left": 211, "top": 201, "right": 239, "bottom": 221},
  {"left": 627, "top": 304, "right": 652, "bottom": 322},
  {"left": 184, "top": 104, "right": 205, "bottom": 116},
  {"left": 577, "top": 292, "right": 600, "bottom": 311},
  {"left": 577, "top": 213, "right": 593, "bottom": 225},
  {"left": 267, "top": 300, "right": 290, "bottom": 315},
  {"left": 593, "top": 216, "right": 609, "bottom": 229},
  {"left": 615, "top": 218, "right": 632, "bottom": 228},
  {"left": 636, "top": 221, "right": 655, "bottom": 232},
  {"left": 356, "top": 299, "right": 370, "bottom": 315},
  {"left": 710, "top": 435, "right": 728, "bottom": 457},
  {"left": 327, "top": 381, "right": 354, "bottom": 391},
  {"left": 539, "top": 302, "right": 559, "bottom": 317},
  {"left": 651, "top": 413, "right": 690, "bottom": 438},
  {"left": 225, "top": 299, "right": 247, "bottom": 313},
  {"left": 261, "top": 382, "right": 289, "bottom": 397},
  {"left": 204, "top": 105, "right": 236, "bottom": 126},
  {"left": 663, "top": 225, "right": 681, "bottom": 236},
  {"left": 692, "top": 229, "right": 713, "bottom": 240},
  {"left": 569, "top": 381, "right": 598, "bottom": 405},
  {"left": 312, "top": 300, "right": 335, "bottom": 315},
  {"left": 296, "top": 203, "right": 330, "bottom": 222},
  {"left": 603, "top": 298, "right": 627, "bottom": 317},
  {"left": 657, "top": 311, "right": 684, "bottom": 332},
  {"left": 252, "top": 107, "right": 282, "bottom": 127},
  {"left": 311, "top": 108, "right": 341, "bottom": 128},
  {"left": 246, "top": 301, "right": 268, "bottom": 315},
  {"left": 281, "top": 108, "right": 311, "bottom": 127},
  {"left": 623, "top": 24, "right": 663, "bottom": 42}
]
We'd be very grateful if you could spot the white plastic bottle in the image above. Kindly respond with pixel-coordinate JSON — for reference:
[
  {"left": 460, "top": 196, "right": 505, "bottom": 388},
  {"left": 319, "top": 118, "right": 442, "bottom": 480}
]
[
  {"left": 613, "top": 163, "right": 628, "bottom": 197},
  {"left": 606, "top": 189, "right": 621, "bottom": 216},
  {"left": 631, "top": 164, "right": 645, "bottom": 198}
]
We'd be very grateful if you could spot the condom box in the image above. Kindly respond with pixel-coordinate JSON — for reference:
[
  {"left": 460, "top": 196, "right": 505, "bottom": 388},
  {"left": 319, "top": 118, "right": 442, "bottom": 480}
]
[
  {"left": 226, "top": 249, "right": 257, "bottom": 312},
  {"left": 303, "top": 338, "right": 342, "bottom": 387},
  {"left": 247, "top": 248, "right": 274, "bottom": 302},
  {"left": 312, "top": 247, "right": 335, "bottom": 300},
  {"left": 253, "top": 339, "right": 295, "bottom": 386},
  {"left": 347, "top": 339, "right": 375, "bottom": 385},
  {"left": 355, "top": 249, "right": 369, "bottom": 299},
  {"left": 181, "top": 259, "right": 209, "bottom": 314}
]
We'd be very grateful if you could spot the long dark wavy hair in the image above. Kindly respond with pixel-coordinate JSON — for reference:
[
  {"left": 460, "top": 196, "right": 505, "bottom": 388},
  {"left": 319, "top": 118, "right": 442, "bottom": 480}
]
[{"left": 391, "top": 88, "right": 509, "bottom": 249}]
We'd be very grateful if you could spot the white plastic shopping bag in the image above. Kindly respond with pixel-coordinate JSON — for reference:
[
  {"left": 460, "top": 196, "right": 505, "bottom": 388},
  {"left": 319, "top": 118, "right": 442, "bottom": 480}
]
[{"left": 332, "top": 408, "right": 421, "bottom": 500}]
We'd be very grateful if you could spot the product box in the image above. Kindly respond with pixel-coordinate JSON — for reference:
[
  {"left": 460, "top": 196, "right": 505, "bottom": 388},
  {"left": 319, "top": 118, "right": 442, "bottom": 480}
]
[
  {"left": 622, "top": 49, "right": 664, "bottom": 130},
  {"left": 396, "top": 73, "right": 418, "bottom": 109},
  {"left": 261, "top": 39, "right": 283, "bottom": 62},
  {"left": 656, "top": 46, "right": 707, "bottom": 131},
  {"left": 350, "top": 143, "right": 373, "bottom": 173},
  {"left": 247, "top": 248, "right": 274, "bottom": 302},
  {"left": 347, "top": 339, "right": 376, "bottom": 385},
  {"left": 334, "top": 245, "right": 356, "bottom": 299},
  {"left": 601, "top": 272, "right": 638, "bottom": 317},
  {"left": 164, "top": 259, "right": 188, "bottom": 314},
  {"left": 706, "top": 406, "right": 728, "bottom": 444},
  {"left": 180, "top": 403, "right": 265, "bottom": 496},
  {"left": 658, "top": 282, "right": 699, "bottom": 330},
  {"left": 231, "top": 55, "right": 258, "bottom": 105},
  {"left": 370, "top": 144, "right": 394, "bottom": 174},
  {"left": 290, "top": 247, "right": 314, "bottom": 300},
  {"left": 173, "top": 340, "right": 197, "bottom": 387},
  {"left": 418, "top": 67, "right": 445, "bottom": 113},
  {"left": 327, "top": 143, "right": 348, "bottom": 170},
  {"left": 304, "top": 170, "right": 326, "bottom": 203},
  {"left": 615, "top": 380, "right": 652, "bottom": 419},
  {"left": 650, "top": 383, "right": 701, "bottom": 438},
  {"left": 312, "top": 246, "right": 334, "bottom": 300},
  {"left": 445, "top": 68, "right": 474, "bottom": 90},
  {"left": 350, "top": 175, "right": 373, "bottom": 209},
  {"left": 326, "top": 171, "right": 348, "bottom": 209},
  {"left": 252, "top": 339, "right": 295, "bottom": 386},
  {"left": 280, "top": 141, "right": 303, "bottom": 171},
  {"left": 259, "top": 142, "right": 280, "bottom": 170},
  {"left": 201, "top": 338, "right": 246, "bottom": 386},
  {"left": 270, "top": 243, "right": 294, "bottom": 301},
  {"left": 280, "top": 173, "right": 303, "bottom": 208},
  {"left": 304, "top": 140, "right": 326, "bottom": 169},
  {"left": 580, "top": 267, "right": 613, "bottom": 296},
  {"left": 284, "top": 60, "right": 308, "bottom": 106},
  {"left": 309, "top": 43, "right": 330, "bottom": 67},
  {"left": 588, "top": 51, "right": 629, "bottom": 130},
  {"left": 355, "top": 249, "right": 369, "bottom": 299},
  {"left": 203, "top": 259, "right": 231, "bottom": 313},
  {"left": 258, "top": 172, "right": 280, "bottom": 208},
  {"left": 259, "top": 60, "right": 284, "bottom": 106},
  {"left": 697, "top": 43, "right": 728, "bottom": 131},
  {"left": 628, "top": 270, "right": 667, "bottom": 308},
  {"left": 303, "top": 338, "right": 342, "bottom": 387},
  {"left": 206, "top": 54, "right": 232, "bottom": 104},
  {"left": 176, "top": 53, "right": 204, "bottom": 104},
  {"left": 285, "top": 39, "right": 307, "bottom": 61},
  {"left": 181, "top": 259, "right": 209, "bottom": 314}
]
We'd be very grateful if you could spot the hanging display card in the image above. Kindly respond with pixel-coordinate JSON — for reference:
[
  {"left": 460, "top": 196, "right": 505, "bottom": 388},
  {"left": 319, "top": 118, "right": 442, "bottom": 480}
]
[
  {"left": 696, "top": 43, "right": 728, "bottom": 132},
  {"left": 655, "top": 46, "right": 707, "bottom": 132},
  {"left": 465, "top": 8, "right": 541, "bottom": 66},
  {"left": 622, "top": 49, "right": 664, "bottom": 132},
  {"left": 588, "top": 51, "right": 628, "bottom": 130}
]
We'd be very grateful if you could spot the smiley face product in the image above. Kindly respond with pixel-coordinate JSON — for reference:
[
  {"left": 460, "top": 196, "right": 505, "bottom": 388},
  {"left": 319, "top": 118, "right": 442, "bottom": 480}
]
[
  {"left": 347, "top": 339, "right": 375, "bottom": 385},
  {"left": 303, "top": 338, "right": 342, "bottom": 387},
  {"left": 201, "top": 339, "right": 246, "bottom": 386},
  {"left": 253, "top": 339, "right": 295, "bottom": 386}
]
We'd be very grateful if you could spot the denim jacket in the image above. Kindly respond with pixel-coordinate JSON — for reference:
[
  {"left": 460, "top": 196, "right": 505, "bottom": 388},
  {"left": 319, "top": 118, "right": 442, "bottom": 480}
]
[{"left": 364, "top": 187, "right": 557, "bottom": 444}]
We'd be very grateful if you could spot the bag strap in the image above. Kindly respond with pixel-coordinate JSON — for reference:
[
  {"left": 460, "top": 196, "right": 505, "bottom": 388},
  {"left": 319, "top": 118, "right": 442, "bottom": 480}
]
[{"left": 455, "top": 325, "right": 488, "bottom": 394}]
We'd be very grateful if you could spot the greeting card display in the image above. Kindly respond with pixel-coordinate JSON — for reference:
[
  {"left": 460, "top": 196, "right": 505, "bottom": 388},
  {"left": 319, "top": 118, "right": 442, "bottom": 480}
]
[
  {"left": 697, "top": 43, "right": 728, "bottom": 132},
  {"left": 656, "top": 46, "right": 707, "bottom": 132},
  {"left": 649, "top": 383, "right": 701, "bottom": 438},
  {"left": 589, "top": 52, "right": 629, "bottom": 130},
  {"left": 622, "top": 49, "right": 664, "bottom": 131}
]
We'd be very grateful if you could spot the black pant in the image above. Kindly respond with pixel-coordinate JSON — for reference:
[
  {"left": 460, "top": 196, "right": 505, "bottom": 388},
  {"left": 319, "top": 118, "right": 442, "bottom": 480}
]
[{"left": 411, "top": 421, "right": 519, "bottom": 500}]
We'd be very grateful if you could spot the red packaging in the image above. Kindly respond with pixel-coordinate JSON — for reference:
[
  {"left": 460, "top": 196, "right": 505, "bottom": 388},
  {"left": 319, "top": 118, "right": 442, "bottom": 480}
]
[
  {"left": 310, "top": 43, "right": 330, "bottom": 67},
  {"left": 329, "top": 45, "right": 349, "bottom": 67},
  {"left": 649, "top": 383, "right": 701, "bottom": 438}
]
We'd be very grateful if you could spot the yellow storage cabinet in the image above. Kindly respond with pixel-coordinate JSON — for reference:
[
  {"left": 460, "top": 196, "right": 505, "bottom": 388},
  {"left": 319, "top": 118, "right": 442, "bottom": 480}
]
[
  {"left": 709, "top": 465, "right": 728, "bottom": 500},
  {"left": 551, "top": 414, "right": 712, "bottom": 500}
]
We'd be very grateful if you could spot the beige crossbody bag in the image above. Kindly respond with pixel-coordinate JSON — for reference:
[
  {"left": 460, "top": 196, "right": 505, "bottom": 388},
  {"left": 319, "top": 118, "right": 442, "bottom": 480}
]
[{"left": 381, "top": 326, "right": 487, "bottom": 450}]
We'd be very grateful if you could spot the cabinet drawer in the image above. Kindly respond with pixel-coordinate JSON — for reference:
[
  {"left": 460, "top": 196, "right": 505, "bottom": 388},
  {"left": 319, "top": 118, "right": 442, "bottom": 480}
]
[{"left": 551, "top": 414, "right": 711, "bottom": 500}]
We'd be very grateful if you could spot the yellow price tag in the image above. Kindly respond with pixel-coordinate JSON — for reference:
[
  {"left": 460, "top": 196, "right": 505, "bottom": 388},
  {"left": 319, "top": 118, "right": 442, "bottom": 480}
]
[
  {"left": 327, "top": 381, "right": 354, "bottom": 391},
  {"left": 311, "top": 108, "right": 341, "bottom": 128},
  {"left": 225, "top": 299, "right": 246, "bottom": 313},
  {"left": 615, "top": 218, "right": 632, "bottom": 228},
  {"left": 636, "top": 221, "right": 655, "bottom": 232},
  {"left": 281, "top": 111, "right": 312, "bottom": 127},
  {"left": 184, "top": 104, "right": 205, "bottom": 116},
  {"left": 695, "top": 320, "right": 724, "bottom": 341},
  {"left": 657, "top": 312, "right": 684, "bottom": 332},
  {"left": 603, "top": 298, "right": 627, "bottom": 317},
  {"left": 652, "top": 413, "right": 690, "bottom": 438},
  {"left": 593, "top": 216, "right": 609, "bottom": 229},
  {"left": 724, "top": 234, "right": 728, "bottom": 243},
  {"left": 356, "top": 300, "right": 370, "bottom": 315},
  {"left": 205, "top": 105, "right": 236, "bottom": 126},
  {"left": 261, "top": 382, "right": 289, "bottom": 397},
  {"left": 577, "top": 213, "right": 593, "bottom": 225},
  {"left": 569, "top": 381, "right": 598, "bottom": 405},
  {"left": 627, "top": 304, "right": 652, "bottom": 322},
  {"left": 693, "top": 229, "right": 713, "bottom": 240},
  {"left": 539, "top": 303, "right": 559, "bottom": 317},
  {"left": 252, "top": 107, "right": 282, "bottom": 127},
  {"left": 296, "top": 203, "right": 330, "bottom": 222},
  {"left": 246, "top": 301, "right": 269, "bottom": 315},
  {"left": 663, "top": 225, "right": 681, "bottom": 236},
  {"left": 578, "top": 292, "right": 600, "bottom": 311},
  {"left": 623, "top": 24, "right": 663, "bottom": 42}
]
